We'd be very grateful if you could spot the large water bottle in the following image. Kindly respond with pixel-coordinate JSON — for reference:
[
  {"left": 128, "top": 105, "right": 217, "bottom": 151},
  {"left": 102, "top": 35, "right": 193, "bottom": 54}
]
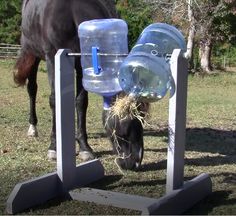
[
  {"left": 78, "top": 19, "right": 128, "bottom": 96},
  {"left": 118, "top": 23, "right": 186, "bottom": 102}
]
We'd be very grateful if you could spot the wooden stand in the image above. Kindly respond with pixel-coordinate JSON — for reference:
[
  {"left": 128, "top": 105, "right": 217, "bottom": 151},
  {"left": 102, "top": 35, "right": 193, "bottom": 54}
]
[{"left": 6, "top": 49, "right": 212, "bottom": 215}]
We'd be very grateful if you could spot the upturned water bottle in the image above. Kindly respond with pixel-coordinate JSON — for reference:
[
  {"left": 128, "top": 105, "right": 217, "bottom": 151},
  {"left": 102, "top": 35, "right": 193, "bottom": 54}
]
[
  {"left": 78, "top": 19, "right": 128, "bottom": 96},
  {"left": 118, "top": 23, "right": 186, "bottom": 102}
]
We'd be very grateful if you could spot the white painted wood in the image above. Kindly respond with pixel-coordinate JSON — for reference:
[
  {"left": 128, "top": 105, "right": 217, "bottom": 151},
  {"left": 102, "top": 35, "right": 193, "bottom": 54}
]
[
  {"left": 70, "top": 173, "right": 212, "bottom": 215},
  {"left": 6, "top": 159, "right": 105, "bottom": 214},
  {"left": 143, "top": 173, "right": 212, "bottom": 215},
  {"left": 55, "top": 49, "right": 105, "bottom": 188},
  {"left": 55, "top": 49, "right": 76, "bottom": 189},
  {"left": 166, "top": 49, "right": 188, "bottom": 193},
  {"left": 6, "top": 173, "right": 61, "bottom": 214},
  {"left": 73, "top": 159, "right": 105, "bottom": 188},
  {"left": 6, "top": 50, "right": 105, "bottom": 214},
  {"left": 6, "top": 49, "right": 212, "bottom": 215},
  {"left": 70, "top": 188, "right": 158, "bottom": 212}
]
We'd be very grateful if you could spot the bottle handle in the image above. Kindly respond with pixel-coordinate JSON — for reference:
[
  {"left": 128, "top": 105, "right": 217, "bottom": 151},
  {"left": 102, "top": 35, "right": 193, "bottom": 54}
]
[{"left": 92, "top": 46, "right": 101, "bottom": 75}]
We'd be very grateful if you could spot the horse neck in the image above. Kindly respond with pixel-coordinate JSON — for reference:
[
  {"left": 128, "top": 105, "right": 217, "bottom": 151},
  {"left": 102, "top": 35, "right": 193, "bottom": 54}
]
[
  {"left": 96, "top": 0, "right": 118, "bottom": 17},
  {"left": 72, "top": 0, "right": 118, "bottom": 22}
]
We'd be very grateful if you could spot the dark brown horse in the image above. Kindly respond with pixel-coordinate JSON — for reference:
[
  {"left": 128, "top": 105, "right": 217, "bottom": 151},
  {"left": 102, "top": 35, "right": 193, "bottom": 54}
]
[{"left": 14, "top": 0, "right": 145, "bottom": 170}]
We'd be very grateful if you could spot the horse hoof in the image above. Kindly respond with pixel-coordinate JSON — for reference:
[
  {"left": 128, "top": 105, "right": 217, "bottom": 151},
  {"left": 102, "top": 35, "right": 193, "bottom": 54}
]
[
  {"left": 47, "top": 150, "right": 56, "bottom": 160},
  {"left": 79, "top": 151, "right": 95, "bottom": 161},
  {"left": 27, "top": 124, "right": 38, "bottom": 137}
]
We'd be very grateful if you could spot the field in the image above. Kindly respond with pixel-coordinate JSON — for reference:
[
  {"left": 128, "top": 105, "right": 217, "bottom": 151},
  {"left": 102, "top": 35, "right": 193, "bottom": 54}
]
[{"left": 0, "top": 59, "right": 236, "bottom": 215}]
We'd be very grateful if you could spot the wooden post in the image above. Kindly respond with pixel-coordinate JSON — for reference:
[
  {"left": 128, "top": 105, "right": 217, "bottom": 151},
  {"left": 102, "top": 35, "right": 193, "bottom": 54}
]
[
  {"left": 55, "top": 49, "right": 76, "bottom": 189},
  {"left": 55, "top": 49, "right": 104, "bottom": 189},
  {"left": 6, "top": 49, "right": 104, "bottom": 214},
  {"left": 166, "top": 49, "right": 188, "bottom": 192}
]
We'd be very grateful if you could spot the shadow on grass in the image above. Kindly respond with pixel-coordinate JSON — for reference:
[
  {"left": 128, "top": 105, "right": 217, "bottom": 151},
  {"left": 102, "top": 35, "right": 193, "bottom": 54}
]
[
  {"left": 89, "top": 127, "right": 236, "bottom": 157},
  {"left": 22, "top": 194, "right": 72, "bottom": 214},
  {"left": 143, "top": 127, "right": 236, "bottom": 156},
  {"left": 186, "top": 127, "right": 236, "bottom": 155},
  {"left": 88, "top": 174, "right": 123, "bottom": 189},
  {"left": 184, "top": 190, "right": 236, "bottom": 215},
  {"left": 95, "top": 150, "right": 114, "bottom": 158},
  {"left": 88, "top": 174, "right": 166, "bottom": 193},
  {"left": 211, "top": 172, "right": 236, "bottom": 184},
  {"left": 88, "top": 132, "right": 107, "bottom": 139},
  {"left": 138, "top": 160, "right": 167, "bottom": 172},
  {"left": 111, "top": 178, "right": 166, "bottom": 189},
  {"left": 145, "top": 147, "right": 167, "bottom": 153},
  {"left": 185, "top": 155, "right": 236, "bottom": 166},
  {"left": 144, "top": 128, "right": 168, "bottom": 138},
  {"left": 93, "top": 127, "right": 236, "bottom": 171}
]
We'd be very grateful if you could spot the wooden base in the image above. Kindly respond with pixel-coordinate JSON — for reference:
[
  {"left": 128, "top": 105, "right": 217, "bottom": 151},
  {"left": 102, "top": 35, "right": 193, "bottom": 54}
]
[
  {"left": 70, "top": 173, "right": 212, "bottom": 215},
  {"left": 7, "top": 168, "right": 211, "bottom": 215},
  {"left": 6, "top": 159, "right": 104, "bottom": 214}
]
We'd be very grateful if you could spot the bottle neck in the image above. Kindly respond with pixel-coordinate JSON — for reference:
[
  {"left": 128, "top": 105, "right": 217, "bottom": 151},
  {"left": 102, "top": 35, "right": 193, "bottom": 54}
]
[{"left": 103, "top": 96, "right": 113, "bottom": 110}]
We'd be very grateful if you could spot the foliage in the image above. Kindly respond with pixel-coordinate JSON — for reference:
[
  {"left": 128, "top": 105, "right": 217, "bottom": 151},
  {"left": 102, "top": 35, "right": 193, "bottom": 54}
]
[
  {"left": 139, "top": 0, "right": 188, "bottom": 25},
  {"left": 212, "top": 43, "right": 236, "bottom": 68},
  {"left": 0, "top": 0, "right": 235, "bottom": 72},
  {"left": 213, "top": 9, "right": 236, "bottom": 44},
  {"left": 0, "top": 0, "right": 153, "bottom": 48},
  {"left": 194, "top": 0, "right": 236, "bottom": 43},
  {"left": 116, "top": 0, "right": 153, "bottom": 48},
  {"left": 0, "top": 0, "right": 21, "bottom": 44}
]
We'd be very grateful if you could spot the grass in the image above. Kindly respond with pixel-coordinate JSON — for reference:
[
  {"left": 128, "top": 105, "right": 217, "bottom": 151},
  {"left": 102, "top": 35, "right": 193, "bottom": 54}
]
[{"left": 0, "top": 59, "right": 236, "bottom": 215}]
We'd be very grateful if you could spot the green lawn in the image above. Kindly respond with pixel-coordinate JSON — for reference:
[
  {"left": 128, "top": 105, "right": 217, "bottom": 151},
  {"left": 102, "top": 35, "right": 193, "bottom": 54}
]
[{"left": 0, "top": 59, "right": 236, "bottom": 215}]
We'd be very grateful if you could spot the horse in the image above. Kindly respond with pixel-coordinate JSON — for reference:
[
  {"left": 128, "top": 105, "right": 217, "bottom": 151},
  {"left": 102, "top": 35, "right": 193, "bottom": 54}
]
[{"left": 14, "top": 0, "right": 146, "bottom": 170}]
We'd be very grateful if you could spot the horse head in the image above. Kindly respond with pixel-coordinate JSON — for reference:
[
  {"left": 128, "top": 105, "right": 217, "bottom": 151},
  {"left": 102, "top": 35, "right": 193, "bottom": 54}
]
[{"left": 102, "top": 95, "right": 149, "bottom": 170}]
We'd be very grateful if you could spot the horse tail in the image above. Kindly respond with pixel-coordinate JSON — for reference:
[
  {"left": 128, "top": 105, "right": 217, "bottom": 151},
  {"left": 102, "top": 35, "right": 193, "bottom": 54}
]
[{"left": 13, "top": 51, "right": 36, "bottom": 86}]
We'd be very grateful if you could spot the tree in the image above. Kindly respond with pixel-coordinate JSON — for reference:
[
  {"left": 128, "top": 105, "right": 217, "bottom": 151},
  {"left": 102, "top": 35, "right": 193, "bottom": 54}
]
[
  {"left": 141, "top": 0, "right": 236, "bottom": 73},
  {"left": 140, "top": 0, "right": 195, "bottom": 62},
  {"left": 194, "top": 0, "right": 236, "bottom": 72},
  {"left": 0, "top": 0, "right": 21, "bottom": 44},
  {"left": 116, "top": 0, "right": 153, "bottom": 48}
]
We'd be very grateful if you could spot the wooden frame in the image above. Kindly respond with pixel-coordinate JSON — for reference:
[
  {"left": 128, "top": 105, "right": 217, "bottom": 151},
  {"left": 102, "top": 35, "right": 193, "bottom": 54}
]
[{"left": 6, "top": 49, "right": 212, "bottom": 215}]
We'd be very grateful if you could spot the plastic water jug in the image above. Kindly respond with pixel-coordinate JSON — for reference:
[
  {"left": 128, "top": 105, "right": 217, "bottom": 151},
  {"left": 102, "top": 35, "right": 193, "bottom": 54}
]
[
  {"left": 118, "top": 23, "right": 186, "bottom": 102},
  {"left": 78, "top": 19, "right": 128, "bottom": 96}
]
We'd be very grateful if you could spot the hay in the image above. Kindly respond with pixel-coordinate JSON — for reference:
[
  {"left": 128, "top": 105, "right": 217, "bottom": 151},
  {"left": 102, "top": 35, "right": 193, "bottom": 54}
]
[
  {"left": 109, "top": 94, "right": 150, "bottom": 127},
  {"left": 105, "top": 94, "right": 150, "bottom": 172}
]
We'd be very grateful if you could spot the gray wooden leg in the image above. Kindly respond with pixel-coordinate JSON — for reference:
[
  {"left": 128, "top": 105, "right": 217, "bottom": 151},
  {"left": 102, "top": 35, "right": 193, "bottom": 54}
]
[
  {"left": 55, "top": 49, "right": 105, "bottom": 189},
  {"left": 6, "top": 173, "right": 62, "bottom": 214},
  {"left": 167, "top": 49, "right": 188, "bottom": 192},
  {"left": 6, "top": 49, "right": 105, "bottom": 214},
  {"left": 143, "top": 173, "right": 212, "bottom": 215},
  {"left": 70, "top": 173, "right": 211, "bottom": 215}
]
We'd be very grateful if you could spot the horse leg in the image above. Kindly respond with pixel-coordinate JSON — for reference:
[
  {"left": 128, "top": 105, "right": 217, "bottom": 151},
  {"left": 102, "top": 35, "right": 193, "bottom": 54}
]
[
  {"left": 27, "top": 58, "right": 40, "bottom": 137},
  {"left": 45, "top": 54, "right": 57, "bottom": 160},
  {"left": 75, "top": 63, "right": 95, "bottom": 161}
]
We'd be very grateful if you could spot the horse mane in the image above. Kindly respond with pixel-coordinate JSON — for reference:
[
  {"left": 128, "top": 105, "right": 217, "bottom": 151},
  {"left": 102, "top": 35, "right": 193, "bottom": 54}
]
[{"left": 13, "top": 51, "right": 36, "bottom": 86}]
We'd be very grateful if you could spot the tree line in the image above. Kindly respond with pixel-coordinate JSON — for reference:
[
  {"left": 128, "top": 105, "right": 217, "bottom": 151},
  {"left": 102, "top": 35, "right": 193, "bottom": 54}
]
[
  {"left": 0, "top": 0, "right": 235, "bottom": 73},
  {"left": 116, "top": 0, "right": 236, "bottom": 73}
]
